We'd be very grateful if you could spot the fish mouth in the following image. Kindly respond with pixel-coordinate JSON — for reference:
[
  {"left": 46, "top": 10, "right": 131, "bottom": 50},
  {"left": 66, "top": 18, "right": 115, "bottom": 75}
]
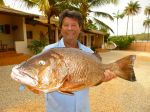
[{"left": 11, "top": 66, "right": 38, "bottom": 87}]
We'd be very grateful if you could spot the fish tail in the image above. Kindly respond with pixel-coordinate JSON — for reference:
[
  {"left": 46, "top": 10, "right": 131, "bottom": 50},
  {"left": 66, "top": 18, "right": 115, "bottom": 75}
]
[{"left": 115, "top": 55, "right": 136, "bottom": 81}]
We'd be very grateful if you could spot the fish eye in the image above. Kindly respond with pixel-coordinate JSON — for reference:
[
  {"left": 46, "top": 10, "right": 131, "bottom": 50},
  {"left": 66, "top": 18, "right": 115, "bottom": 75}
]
[{"left": 38, "top": 60, "right": 46, "bottom": 66}]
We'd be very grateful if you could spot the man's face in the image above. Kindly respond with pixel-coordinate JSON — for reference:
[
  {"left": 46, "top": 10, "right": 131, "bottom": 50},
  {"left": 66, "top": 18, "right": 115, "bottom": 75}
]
[{"left": 61, "top": 17, "right": 81, "bottom": 41}]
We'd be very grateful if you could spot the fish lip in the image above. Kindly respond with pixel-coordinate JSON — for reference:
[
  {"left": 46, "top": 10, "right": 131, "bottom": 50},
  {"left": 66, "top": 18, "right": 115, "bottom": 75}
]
[{"left": 11, "top": 67, "right": 38, "bottom": 86}]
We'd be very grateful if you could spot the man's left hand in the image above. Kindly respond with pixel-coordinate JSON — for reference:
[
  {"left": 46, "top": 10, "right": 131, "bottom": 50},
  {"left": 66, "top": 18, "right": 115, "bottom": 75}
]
[{"left": 102, "top": 70, "right": 116, "bottom": 82}]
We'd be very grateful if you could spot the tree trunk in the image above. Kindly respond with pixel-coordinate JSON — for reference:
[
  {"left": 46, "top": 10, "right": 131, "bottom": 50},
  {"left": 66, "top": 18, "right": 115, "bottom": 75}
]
[
  {"left": 117, "top": 18, "right": 118, "bottom": 36},
  {"left": 126, "top": 15, "right": 129, "bottom": 36},
  {"left": 47, "top": 15, "right": 51, "bottom": 44},
  {"left": 148, "top": 25, "right": 149, "bottom": 41},
  {"left": 132, "top": 16, "right": 133, "bottom": 36}
]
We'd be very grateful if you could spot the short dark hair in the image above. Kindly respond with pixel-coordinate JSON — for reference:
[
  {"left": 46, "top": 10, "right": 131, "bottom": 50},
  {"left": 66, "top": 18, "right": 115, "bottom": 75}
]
[{"left": 59, "top": 9, "right": 83, "bottom": 28}]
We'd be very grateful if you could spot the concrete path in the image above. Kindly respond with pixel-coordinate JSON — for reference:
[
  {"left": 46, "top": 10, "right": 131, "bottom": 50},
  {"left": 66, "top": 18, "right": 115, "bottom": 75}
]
[{"left": 90, "top": 50, "right": 150, "bottom": 112}]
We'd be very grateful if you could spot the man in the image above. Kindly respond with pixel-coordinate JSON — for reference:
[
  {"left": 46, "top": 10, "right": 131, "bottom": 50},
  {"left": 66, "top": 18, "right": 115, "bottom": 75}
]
[{"left": 43, "top": 9, "right": 116, "bottom": 112}]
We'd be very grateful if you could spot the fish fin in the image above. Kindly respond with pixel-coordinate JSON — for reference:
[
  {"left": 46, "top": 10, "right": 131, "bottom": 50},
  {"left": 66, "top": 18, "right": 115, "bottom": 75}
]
[
  {"left": 93, "top": 81, "right": 102, "bottom": 86},
  {"left": 26, "top": 86, "right": 42, "bottom": 94},
  {"left": 59, "top": 83, "right": 86, "bottom": 93},
  {"left": 58, "top": 90, "right": 74, "bottom": 95},
  {"left": 57, "top": 75, "right": 74, "bottom": 95},
  {"left": 93, "top": 51, "right": 102, "bottom": 61},
  {"left": 115, "top": 55, "right": 136, "bottom": 81}
]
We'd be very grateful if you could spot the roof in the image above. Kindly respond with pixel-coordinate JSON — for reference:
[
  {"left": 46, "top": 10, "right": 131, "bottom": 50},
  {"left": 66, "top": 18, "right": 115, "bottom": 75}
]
[
  {"left": 0, "top": 6, "right": 39, "bottom": 18},
  {"left": 34, "top": 16, "right": 59, "bottom": 26},
  {"left": 83, "top": 29, "right": 106, "bottom": 35}
]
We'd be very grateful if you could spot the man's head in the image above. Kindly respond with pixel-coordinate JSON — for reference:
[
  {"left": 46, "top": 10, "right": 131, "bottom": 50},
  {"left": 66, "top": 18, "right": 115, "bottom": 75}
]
[
  {"left": 59, "top": 9, "right": 83, "bottom": 44},
  {"left": 59, "top": 9, "right": 83, "bottom": 28}
]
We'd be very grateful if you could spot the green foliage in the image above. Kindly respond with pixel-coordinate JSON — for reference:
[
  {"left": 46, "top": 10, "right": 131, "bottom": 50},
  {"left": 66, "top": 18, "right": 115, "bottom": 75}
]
[
  {"left": 28, "top": 40, "right": 47, "bottom": 54},
  {"left": 86, "top": 22, "right": 98, "bottom": 30},
  {"left": 108, "top": 36, "right": 135, "bottom": 49},
  {"left": 133, "top": 33, "right": 150, "bottom": 41}
]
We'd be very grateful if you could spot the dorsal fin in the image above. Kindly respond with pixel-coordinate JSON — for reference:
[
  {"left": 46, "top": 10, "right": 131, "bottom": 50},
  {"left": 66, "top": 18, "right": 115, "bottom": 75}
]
[{"left": 94, "top": 51, "right": 102, "bottom": 61}]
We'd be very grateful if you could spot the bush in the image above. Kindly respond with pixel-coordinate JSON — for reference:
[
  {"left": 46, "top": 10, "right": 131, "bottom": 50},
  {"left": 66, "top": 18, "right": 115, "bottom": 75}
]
[
  {"left": 28, "top": 40, "right": 47, "bottom": 54},
  {"left": 108, "top": 36, "right": 135, "bottom": 50}
]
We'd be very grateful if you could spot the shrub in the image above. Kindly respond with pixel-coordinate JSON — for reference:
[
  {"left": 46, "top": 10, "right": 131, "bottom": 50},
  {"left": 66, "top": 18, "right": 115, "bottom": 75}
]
[
  {"left": 108, "top": 36, "right": 135, "bottom": 50},
  {"left": 28, "top": 40, "right": 47, "bottom": 54}
]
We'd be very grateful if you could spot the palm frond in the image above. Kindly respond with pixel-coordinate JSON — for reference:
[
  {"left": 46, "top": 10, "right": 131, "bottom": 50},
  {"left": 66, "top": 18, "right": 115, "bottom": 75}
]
[
  {"left": 0, "top": 0, "right": 5, "bottom": 6},
  {"left": 93, "top": 17, "right": 114, "bottom": 33},
  {"left": 144, "top": 6, "right": 150, "bottom": 16},
  {"left": 91, "top": 10, "right": 114, "bottom": 21},
  {"left": 143, "top": 18, "right": 150, "bottom": 27},
  {"left": 55, "top": 1, "right": 79, "bottom": 12},
  {"left": 113, "top": 10, "right": 124, "bottom": 19},
  {"left": 22, "top": 0, "right": 38, "bottom": 8},
  {"left": 90, "top": 0, "right": 118, "bottom": 7},
  {"left": 124, "top": 1, "right": 141, "bottom": 16}
]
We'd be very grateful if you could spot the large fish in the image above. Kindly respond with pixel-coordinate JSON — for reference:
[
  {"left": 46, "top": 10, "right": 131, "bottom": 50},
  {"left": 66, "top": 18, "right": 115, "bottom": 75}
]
[{"left": 11, "top": 48, "right": 136, "bottom": 94}]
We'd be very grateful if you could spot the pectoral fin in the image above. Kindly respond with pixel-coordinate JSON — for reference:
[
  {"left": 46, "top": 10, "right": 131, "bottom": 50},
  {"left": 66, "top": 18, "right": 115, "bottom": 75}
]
[
  {"left": 93, "top": 81, "right": 102, "bottom": 86},
  {"left": 58, "top": 90, "right": 74, "bottom": 95},
  {"left": 27, "top": 86, "right": 43, "bottom": 94},
  {"left": 93, "top": 52, "right": 102, "bottom": 61}
]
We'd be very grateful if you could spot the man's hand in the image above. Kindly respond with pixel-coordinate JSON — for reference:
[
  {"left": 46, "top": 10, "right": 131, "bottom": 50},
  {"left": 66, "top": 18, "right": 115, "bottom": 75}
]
[{"left": 102, "top": 70, "right": 116, "bottom": 82}]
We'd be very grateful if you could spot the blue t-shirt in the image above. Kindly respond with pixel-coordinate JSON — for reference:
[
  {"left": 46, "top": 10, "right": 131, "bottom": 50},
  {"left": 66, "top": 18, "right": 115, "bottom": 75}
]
[{"left": 43, "top": 38, "right": 94, "bottom": 112}]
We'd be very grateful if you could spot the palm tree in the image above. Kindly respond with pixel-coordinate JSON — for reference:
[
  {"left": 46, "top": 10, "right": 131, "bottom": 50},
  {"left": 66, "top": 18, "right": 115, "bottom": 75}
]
[
  {"left": 124, "top": 1, "right": 141, "bottom": 36},
  {"left": 72, "top": 0, "right": 118, "bottom": 33},
  {"left": 113, "top": 10, "right": 124, "bottom": 36},
  {"left": 143, "top": 18, "right": 150, "bottom": 41},
  {"left": 22, "top": 0, "right": 77, "bottom": 43},
  {"left": 0, "top": 0, "right": 5, "bottom": 6},
  {"left": 22, "top": 0, "right": 118, "bottom": 37},
  {"left": 144, "top": 6, "right": 150, "bottom": 40},
  {"left": 144, "top": 6, "right": 150, "bottom": 19}
]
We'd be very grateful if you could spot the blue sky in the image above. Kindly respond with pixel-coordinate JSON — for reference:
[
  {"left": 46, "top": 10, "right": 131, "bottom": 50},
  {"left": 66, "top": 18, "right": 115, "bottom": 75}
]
[{"left": 4, "top": 0, "right": 150, "bottom": 35}]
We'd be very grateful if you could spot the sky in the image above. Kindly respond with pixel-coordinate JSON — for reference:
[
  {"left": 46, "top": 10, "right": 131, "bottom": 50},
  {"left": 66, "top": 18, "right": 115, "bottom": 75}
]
[
  {"left": 3, "top": 0, "right": 150, "bottom": 35},
  {"left": 92, "top": 0, "right": 150, "bottom": 35}
]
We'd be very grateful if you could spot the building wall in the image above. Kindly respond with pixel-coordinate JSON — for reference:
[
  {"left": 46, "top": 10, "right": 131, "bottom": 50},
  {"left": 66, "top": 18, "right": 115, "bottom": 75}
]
[
  {"left": 0, "top": 14, "right": 25, "bottom": 49},
  {"left": 0, "top": 12, "right": 104, "bottom": 53},
  {"left": 128, "top": 42, "right": 150, "bottom": 52},
  {"left": 26, "top": 24, "right": 48, "bottom": 45},
  {"left": 92, "top": 35, "right": 103, "bottom": 48},
  {"left": 79, "top": 33, "right": 104, "bottom": 49},
  {"left": 12, "top": 16, "right": 24, "bottom": 41},
  {"left": 0, "top": 14, "right": 14, "bottom": 49},
  {"left": 26, "top": 24, "right": 47, "bottom": 40}
]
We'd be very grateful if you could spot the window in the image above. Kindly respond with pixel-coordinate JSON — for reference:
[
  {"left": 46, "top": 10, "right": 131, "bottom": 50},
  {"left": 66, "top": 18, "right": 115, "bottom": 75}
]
[
  {"left": 0, "top": 25, "right": 4, "bottom": 33},
  {"left": 27, "top": 31, "right": 33, "bottom": 39},
  {"left": 4, "top": 24, "right": 10, "bottom": 34},
  {"left": 0, "top": 24, "right": 10, "bottom": 34}
]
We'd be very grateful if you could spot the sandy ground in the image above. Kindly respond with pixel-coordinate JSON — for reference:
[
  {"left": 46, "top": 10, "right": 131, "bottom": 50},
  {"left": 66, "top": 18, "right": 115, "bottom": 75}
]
[{"left": 0, "top": 50, "right": 150, "bottom": 112}]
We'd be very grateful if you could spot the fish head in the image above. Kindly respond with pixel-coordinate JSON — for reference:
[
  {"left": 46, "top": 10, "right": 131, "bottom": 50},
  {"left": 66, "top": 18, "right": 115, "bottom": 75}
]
[{"left": 11, "top": 50, "right": 68, "bottom": 92}]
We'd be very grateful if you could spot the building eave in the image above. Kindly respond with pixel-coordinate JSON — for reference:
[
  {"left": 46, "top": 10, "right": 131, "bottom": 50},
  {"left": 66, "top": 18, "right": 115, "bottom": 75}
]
[
  {"left": 83, "top": 29, "right": 106, "bottom": 35},
  {"left": 0, "top": 6, "right": 39, "bottom": 18}
]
